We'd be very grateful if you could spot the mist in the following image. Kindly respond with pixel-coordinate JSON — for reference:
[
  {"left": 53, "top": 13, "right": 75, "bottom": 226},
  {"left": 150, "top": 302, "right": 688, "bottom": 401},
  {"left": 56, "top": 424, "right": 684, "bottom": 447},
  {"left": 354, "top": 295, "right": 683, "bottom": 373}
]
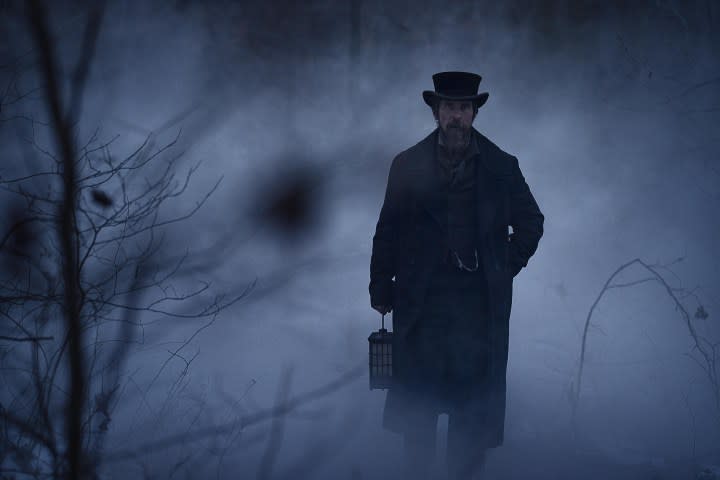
[{"left": 1, "top": 1, "right": 719, "bottom": 479}]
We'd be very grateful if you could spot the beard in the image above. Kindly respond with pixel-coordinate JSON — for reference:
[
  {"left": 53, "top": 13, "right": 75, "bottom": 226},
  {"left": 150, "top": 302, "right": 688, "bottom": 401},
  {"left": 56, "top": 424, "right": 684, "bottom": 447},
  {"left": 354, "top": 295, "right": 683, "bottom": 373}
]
[{"left": 440, "top": 123, "right": 472, "bottom": 154}]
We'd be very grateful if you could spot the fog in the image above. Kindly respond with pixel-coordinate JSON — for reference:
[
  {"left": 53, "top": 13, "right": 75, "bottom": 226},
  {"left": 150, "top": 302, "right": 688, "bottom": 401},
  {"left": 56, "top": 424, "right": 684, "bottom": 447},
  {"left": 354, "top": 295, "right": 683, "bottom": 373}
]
[{"left": 1, "top": 1, "right": 719, "bottom": 479}]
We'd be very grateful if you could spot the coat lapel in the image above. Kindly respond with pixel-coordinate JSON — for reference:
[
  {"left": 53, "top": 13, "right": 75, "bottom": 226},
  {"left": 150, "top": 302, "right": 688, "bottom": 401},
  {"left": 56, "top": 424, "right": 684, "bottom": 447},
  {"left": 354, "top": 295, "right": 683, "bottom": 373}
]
[
  {"left": 412, "top": 130, "right": 445, "bottom": 225},
  {"left": 475, "top": 131, "right": 499, "bottom": 239}
]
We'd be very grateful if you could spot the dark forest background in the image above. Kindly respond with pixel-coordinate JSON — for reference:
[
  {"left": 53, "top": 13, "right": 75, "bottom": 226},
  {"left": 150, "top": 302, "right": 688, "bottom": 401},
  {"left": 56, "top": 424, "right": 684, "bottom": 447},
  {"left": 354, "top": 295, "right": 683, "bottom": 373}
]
[{"left": 1, "top": 0, "right": 719, "bottom": 478}]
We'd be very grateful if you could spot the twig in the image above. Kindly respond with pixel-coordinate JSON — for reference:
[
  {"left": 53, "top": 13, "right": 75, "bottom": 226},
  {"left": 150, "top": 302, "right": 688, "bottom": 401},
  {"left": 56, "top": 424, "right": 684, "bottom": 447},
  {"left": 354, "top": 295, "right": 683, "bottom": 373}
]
[
  {"left": 102, "top": 363, "right": 365, "bottom": 463},
  {"left": 257, "top": 366, "right": 293, "bottom": 480},
  {"left": 572, "top": 257, "right": 719, "bottom": 435},
  {"left": 0, "top": 335, "right": 54, "bottom": 342}
]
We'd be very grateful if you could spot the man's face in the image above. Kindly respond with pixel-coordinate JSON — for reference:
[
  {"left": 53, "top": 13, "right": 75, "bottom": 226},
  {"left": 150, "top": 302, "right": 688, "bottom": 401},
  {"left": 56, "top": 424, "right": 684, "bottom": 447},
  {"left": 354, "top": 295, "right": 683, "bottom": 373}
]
[{"left": 435, "top": 99, "right": 475, "bottom": 150}]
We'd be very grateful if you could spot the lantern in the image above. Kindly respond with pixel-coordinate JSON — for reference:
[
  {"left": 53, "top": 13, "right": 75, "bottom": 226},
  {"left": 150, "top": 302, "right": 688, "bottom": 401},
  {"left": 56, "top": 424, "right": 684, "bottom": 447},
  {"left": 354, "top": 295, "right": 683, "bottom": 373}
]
[{"left": 368, "top": 313, "right": 393, "bottom": 390}]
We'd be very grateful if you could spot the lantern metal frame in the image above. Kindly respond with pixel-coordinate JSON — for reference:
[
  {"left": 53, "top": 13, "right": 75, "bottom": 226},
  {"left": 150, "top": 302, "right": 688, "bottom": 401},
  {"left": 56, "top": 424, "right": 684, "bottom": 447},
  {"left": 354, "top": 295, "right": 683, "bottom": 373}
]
[{"left": 368, "top": 313, "right": 393, "bottom": 390}]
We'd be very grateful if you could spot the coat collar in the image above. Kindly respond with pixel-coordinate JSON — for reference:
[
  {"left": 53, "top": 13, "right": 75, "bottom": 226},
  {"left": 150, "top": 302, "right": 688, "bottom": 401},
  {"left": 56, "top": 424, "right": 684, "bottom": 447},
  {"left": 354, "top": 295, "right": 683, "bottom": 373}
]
[
  {"left": 411, "top": 127, "right": 503, "bottom": 238},
  {"left": 412, "top": 127, "right": 507, "bottom": 175}
]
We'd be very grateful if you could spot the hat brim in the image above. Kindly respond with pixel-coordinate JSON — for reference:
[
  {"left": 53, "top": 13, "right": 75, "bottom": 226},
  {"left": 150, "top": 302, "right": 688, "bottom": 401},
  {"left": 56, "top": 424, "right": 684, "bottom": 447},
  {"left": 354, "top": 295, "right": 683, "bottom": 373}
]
[{"left": 423, "top": 91, "right": 489, "bottom": 109}]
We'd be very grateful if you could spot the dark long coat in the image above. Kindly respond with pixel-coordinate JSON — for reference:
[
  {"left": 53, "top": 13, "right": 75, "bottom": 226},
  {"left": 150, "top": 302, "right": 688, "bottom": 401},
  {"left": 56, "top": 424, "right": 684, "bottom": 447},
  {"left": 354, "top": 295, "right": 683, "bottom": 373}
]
[{"left": 369, "top": 127, "right": 544, "bottom": 448}]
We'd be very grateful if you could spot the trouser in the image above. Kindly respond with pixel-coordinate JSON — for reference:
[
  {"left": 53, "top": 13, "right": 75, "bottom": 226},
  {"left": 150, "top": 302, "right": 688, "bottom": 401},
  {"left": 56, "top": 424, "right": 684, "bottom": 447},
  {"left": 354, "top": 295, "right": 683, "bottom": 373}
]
[
  {"left": 398, "top": 260, "right": 492, "bottom": 479},
  {"left": 402, "top": 408, "right": 488, "bottom": 480}
]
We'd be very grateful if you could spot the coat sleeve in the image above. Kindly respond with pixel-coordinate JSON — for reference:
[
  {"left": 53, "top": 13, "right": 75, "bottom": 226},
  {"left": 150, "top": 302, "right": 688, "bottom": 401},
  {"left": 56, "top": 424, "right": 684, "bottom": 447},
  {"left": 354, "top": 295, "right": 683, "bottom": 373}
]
[
  {"left": 507, "top": 155, "right": 544, "bottom": 277},
  {"left": 369, "top": 154, "right": 404, "bottom": 307}
]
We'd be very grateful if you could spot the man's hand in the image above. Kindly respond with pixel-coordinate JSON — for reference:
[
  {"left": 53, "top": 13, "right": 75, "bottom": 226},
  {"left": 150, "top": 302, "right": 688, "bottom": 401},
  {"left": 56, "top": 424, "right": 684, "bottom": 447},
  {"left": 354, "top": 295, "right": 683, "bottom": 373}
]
[{"left": 372, "top": 304, "right": 392, "bottom": 315}]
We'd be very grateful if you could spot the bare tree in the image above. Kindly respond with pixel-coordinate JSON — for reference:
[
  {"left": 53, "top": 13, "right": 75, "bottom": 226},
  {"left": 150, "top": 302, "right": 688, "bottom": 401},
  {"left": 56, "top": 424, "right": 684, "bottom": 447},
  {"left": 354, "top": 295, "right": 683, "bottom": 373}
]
[{"left": 0, "top": 2, "right": 247, "bottom": 478}]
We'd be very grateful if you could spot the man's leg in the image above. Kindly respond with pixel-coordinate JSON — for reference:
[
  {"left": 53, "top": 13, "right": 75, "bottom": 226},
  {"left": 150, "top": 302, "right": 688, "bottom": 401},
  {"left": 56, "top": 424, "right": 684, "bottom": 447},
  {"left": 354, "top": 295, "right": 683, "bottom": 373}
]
[
  {"left": 446, "top": 411, "right": 488, "bottom": 480},
  {"left": 402, "top": 410, "right": 438, "bottom": 480}
]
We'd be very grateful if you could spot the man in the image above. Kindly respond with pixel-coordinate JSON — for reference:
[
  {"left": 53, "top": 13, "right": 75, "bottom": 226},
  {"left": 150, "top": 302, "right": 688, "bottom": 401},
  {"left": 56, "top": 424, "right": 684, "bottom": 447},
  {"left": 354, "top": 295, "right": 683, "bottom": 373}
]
[{"left": 369, "top": 71, "right": 544, "bottom": 479}]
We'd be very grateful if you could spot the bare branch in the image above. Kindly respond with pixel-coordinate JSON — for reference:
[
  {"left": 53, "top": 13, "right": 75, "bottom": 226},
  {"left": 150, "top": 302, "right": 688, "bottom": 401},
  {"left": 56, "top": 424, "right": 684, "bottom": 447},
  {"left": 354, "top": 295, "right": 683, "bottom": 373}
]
[
  {"left": 572, "top": 257, "right": 720, "bottom": 435},
  {"left": 102, "top": 364, "right": 365, "bottom": 463},
  {"left": 0, "top": 335, "right": 54, "bottom": 342}
]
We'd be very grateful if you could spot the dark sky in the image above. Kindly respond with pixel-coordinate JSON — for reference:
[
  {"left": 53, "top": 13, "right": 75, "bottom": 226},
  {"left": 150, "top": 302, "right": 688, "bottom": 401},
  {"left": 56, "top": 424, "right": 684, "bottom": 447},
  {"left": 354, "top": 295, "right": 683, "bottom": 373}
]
[{"left": 2, "top": 1, "right": 719, "bottom": 478}]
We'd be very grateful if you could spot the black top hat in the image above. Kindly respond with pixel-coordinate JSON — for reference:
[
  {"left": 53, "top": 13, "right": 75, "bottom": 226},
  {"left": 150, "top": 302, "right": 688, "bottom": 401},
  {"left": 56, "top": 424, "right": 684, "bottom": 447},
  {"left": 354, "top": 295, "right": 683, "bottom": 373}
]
[{"left": 422, "top": 71, "right": 489, "bottom": 109}]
